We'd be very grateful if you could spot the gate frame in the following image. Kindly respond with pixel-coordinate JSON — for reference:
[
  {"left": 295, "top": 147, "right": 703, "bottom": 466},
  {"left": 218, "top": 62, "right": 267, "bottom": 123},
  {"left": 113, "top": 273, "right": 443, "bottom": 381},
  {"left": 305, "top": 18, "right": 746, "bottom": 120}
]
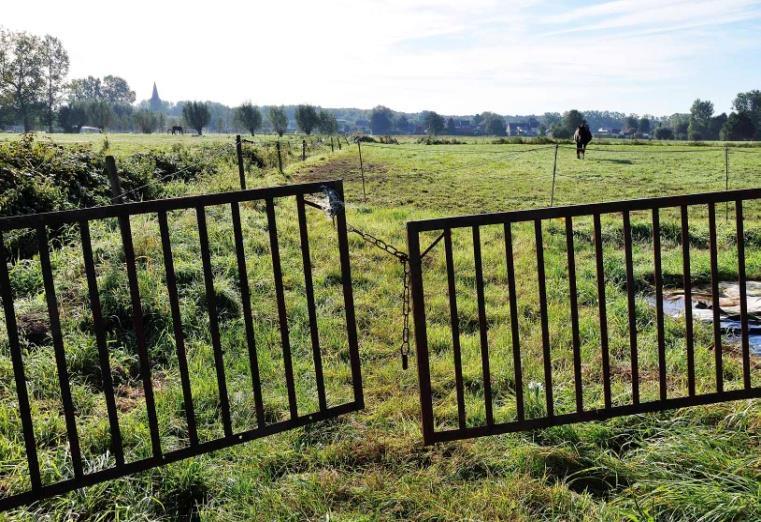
[
  {"left": 0, "top": 179, "right": 362, "bottom": 511},
  {"left": 407, "top": 187, "right": 761, "bottom": 445}
]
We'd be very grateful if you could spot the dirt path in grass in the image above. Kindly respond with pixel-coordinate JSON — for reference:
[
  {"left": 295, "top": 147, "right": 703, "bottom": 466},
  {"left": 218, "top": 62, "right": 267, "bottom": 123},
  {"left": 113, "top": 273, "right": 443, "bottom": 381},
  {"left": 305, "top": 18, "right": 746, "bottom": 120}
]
[{"left": 292, "top": 156, "right": 390, "bottom": 185}]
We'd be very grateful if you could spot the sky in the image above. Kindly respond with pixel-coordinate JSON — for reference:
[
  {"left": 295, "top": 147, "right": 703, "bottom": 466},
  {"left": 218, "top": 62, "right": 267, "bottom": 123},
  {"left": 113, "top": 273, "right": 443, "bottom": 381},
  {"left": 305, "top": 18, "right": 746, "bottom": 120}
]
[{"left": 3, "top": 0, "right": 761, "bottom": 116}]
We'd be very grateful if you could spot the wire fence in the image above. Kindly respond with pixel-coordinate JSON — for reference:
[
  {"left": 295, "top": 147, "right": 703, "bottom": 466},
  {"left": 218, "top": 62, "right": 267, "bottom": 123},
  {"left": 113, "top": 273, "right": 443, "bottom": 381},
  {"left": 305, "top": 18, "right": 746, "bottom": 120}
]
[
  {"left": 351, "top": 140, "right": 761, "bottom": 208},
  {"left": 4, "top": 135, "right": 761, "bottom": 372}
]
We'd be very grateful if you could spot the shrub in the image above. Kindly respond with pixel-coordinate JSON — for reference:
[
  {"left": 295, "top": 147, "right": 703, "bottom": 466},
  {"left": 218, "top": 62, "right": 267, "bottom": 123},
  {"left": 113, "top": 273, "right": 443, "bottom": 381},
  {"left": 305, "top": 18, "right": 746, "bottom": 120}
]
[
  {"left": 0, "top": 137, "right": 219, "bottom": 257},
  {"left": 416, "top": 137, "right": 465, "bottom": 145},
  {"left": 654, "top": 127, "right": 674, "bottom": 140}
]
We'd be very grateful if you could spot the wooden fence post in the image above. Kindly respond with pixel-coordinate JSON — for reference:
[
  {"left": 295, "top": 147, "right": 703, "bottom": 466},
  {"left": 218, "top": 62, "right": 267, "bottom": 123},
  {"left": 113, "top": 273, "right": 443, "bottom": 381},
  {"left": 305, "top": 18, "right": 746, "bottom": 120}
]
[
  {"left": 235, "top": 135, "right": 246, "bottom": 190},
  {"left": 550, "top": 143, "right": 559, "bottom": 206},
  {"left": 302, "top": 139, "right": 306, "bottom": 161},
  {"left": 106, "top": 156, "right": 123, "bottom": 202},
  {"left": 330, "top": 137, "right": 334, "bottom": 153},
  {"left": 357, "top": 140, "right": 367, "bottom": 202},
  {"left": 276, "top": 141, "right": 284, "bottom": 175}
]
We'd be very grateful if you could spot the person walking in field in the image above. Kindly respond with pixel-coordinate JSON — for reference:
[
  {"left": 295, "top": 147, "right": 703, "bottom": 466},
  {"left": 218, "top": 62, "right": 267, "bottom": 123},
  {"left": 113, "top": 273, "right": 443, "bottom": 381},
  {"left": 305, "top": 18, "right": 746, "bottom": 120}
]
[{"left": 574, "top": 120, "right": 592, "bottom": 159}]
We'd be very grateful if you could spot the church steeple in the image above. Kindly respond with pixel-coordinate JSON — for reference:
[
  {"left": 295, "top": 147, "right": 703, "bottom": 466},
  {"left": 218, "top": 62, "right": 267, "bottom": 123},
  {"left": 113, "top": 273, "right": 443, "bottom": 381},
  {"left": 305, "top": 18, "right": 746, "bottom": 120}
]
[{"left": 149, "top": 82, "right": 162, "bottom": 112}]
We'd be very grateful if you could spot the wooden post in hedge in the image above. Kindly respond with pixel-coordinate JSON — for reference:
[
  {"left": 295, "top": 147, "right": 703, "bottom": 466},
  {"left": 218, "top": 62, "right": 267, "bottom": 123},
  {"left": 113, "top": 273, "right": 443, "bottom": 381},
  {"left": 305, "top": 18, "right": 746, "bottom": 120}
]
[
  {"left": 106, "top": 156, "right": 123, "bottom": 202},
  {"left": 276, "top": 141, "right": 284, "bottom": 175},
  {"left": 235, "top": 135, "right": 246, "bottom": 190}
]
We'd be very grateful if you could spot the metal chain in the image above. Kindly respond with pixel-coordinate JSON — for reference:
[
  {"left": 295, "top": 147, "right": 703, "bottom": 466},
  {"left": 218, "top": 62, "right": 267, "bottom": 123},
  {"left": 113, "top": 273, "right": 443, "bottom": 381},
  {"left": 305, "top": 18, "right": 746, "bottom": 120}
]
[
  {"left": 308, "top": 188, "right": 444, "bottom": 371},
  {"left": 400, "top": 257, "right": 411, "bottom": 370},
  {"left": 307, "top": 189, "right": 412, "bottom": 369},
  {"left": 346, "top": 224, "right": 408, "bottom": 263},
  {"left": 343, "top": 223, "right": 411, "bottom": 370}
]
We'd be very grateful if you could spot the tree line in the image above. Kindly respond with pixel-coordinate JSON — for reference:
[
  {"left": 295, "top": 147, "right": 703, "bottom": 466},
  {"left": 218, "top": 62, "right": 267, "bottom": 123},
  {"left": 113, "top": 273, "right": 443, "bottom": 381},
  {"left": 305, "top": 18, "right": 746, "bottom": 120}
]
[{"left": 2, "top": 27, "right": 759, "bottom": 140}]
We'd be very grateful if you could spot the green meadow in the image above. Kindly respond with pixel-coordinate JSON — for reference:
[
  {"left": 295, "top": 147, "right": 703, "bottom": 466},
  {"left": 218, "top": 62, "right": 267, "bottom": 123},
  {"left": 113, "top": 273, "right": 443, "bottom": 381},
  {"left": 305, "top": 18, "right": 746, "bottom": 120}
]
[{"left": 1, "top": 133, "right": 761, "bottom": 521}]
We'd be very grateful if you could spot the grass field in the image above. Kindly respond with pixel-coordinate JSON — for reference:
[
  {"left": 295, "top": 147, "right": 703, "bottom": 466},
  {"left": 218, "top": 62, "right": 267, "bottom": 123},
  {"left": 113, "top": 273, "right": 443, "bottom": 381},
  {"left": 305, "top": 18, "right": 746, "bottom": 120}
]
[{"left": 1, "top": 134, "right": 761, "bottom": 521}]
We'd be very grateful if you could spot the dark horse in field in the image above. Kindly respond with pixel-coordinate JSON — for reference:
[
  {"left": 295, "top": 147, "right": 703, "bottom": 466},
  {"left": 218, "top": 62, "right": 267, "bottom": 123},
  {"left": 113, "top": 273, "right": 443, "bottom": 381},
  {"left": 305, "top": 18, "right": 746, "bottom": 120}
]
[
  {"left": 169, "top": 125, "right": 184, "bottom": 135},
  {"left": 573, "top": 122, "right": 592, "bottom": 159}
]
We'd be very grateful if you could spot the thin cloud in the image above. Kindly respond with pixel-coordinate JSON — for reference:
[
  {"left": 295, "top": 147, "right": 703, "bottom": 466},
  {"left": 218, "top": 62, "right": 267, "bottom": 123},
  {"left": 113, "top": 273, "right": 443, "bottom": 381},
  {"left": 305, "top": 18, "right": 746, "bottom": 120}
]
[{"left": 1, "top": 0, "right": 759, "bottom": 114}]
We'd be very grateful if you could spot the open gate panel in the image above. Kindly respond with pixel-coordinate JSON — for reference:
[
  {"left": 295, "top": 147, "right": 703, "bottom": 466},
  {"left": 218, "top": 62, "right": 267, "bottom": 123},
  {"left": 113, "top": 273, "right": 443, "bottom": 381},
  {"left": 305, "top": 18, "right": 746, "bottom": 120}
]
[
  {"left": 0, "top": 180, "right": 362, "bottom": 510},
  {"left": 407, "top": 188, "right": 761, "bottom": 445}
]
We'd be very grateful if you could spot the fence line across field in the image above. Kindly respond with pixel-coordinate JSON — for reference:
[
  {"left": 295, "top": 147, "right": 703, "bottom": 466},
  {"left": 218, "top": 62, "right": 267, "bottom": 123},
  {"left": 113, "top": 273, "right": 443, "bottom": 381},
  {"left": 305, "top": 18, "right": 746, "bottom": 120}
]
[{"left": 353, "top": 140, "right": 761, "bottom": 207}]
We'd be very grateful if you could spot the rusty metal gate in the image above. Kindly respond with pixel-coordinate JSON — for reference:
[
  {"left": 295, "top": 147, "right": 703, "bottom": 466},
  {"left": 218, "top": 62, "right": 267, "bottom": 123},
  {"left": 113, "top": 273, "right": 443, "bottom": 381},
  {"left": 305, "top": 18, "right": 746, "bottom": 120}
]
[
  {"left": 408, "top": 188, "right": 761, "bottom": 445},
  {"left": 0, "top": 180, "right": 362, "bottom": 510}
]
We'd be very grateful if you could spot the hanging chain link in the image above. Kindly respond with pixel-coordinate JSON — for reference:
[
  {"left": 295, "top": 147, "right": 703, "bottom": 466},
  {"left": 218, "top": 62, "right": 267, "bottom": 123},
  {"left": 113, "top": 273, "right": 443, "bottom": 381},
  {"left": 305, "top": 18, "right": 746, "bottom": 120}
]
[
  {"left": 346, "top": 224, "right": 408, "bottom": 263},
  {"left": 307, "top": 187, "right": 440, "bottom": 370},
  {"left": 342, "top": 222, "right": 411, "bottom": 369},
  {"left": 400, "top": 257, "right": 411, "bottom": 370}
]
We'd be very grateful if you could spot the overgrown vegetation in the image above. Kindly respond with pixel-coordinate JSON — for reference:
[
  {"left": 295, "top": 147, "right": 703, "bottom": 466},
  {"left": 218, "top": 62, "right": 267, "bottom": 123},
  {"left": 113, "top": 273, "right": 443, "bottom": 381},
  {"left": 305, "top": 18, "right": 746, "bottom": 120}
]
[{"left": 0, "top": 135, "right": 229, "bottom": 256}]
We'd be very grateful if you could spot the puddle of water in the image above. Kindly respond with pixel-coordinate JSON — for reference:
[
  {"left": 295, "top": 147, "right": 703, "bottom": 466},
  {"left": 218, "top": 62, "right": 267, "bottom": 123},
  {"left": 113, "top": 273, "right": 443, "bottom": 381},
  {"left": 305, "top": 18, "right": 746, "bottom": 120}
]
[{"left": 646, "top": 282, "right": 761, "bottom": 355}]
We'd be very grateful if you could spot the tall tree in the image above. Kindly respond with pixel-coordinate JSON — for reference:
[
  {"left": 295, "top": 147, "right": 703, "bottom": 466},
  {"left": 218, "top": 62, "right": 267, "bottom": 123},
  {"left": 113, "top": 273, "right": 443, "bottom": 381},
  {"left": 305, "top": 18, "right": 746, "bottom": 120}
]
[
  {"left": 101, "top": 75, "right": 135, "bottom": 104},
  {"left": 668, "top": 113, "right": 689, "bottom": 140},
  {"left": 133, "top": 109, "right": 159, "bottom": 133},
  {"left": 235, "top": 102, "right": 262, "bottom": 135},
  {"left": 67, "top": 75, "right": 134, "bottom": 105},
  {"left": 57, "top": 101, "right": 87, "bottom": 133},
  {"left": 562, "top": 110, "right": 585, "bottom": 134},
  {"left": 396, "top": 115, "right": 411, "bottom": 134},
  {"left": 720, "top": 112, "right": 756, "bottom": 141},
  {"left": 370, "top": 105, "right": 393, "bottom": 135},
  {"left": 295, "top": 104, "right": 319, "bottom": 135},
  {"left": 268, "top": 106, "right": 287, "bottom": 136},
  {"left": 67, "top": 76, "right": 103, "bottom": 101},
  {"left": 708, "top": 113, "right": 727, "bottom": 140},
  {"left": 39, "top": 35, "right": 69, "bottom": 133},
  {"left": 688, "top": 99, "right": 714, "bottom": 140},
  {"left": 446, "top": 117, "right": 457, "bottom": 134},
  {"left": 483, "top": 113, "right": 506, "bottom": 136},
  {"left": 732, "top": 90, "right": 761, "bottom": 139},
  {"left": 422, "top": 111, "right": 445, "bottom": 135},
  {"left": 624, "top": 115, "right": 639, "bottom": 135},
  {"left": 0, "top": 29, "right": 44, "bottom": 132},
  {"left": 542, "top": 112, "right": 561, "bottom": 128},
  {"left": 182, "top": 101, "right": 211, "bottom": 135},
  {"left": 638, "top": 117, "right": 651, "bottom": 135},
  {"left": 317, "top": 109, "right": 338, "bottom": 134},
  {"left": 87, "top": 100, "right": 113, "bottom": 130}
]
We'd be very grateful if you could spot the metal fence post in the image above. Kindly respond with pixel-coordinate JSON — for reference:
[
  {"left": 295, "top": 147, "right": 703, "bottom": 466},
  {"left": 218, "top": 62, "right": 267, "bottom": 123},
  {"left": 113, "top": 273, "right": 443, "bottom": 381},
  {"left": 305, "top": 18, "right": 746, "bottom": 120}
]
[
  {"left": 236, "top": 134, "right": 246, "bottom": 190},
  {"left": 550, "top": 143, "right": 559, "bottom": 206},
  {"left": 725, "top": 145, "right": 730, "bottom": 220}
]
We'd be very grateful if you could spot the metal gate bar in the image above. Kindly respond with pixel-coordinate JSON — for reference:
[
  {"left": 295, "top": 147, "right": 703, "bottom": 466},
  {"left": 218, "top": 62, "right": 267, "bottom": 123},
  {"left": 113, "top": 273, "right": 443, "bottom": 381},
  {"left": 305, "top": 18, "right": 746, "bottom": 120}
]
[
  {"left": 408, "top": 187, "right": 761, "bottom": 445},
  {"left": 0, "top": 180, "right": 362, "bottom": 511}
]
